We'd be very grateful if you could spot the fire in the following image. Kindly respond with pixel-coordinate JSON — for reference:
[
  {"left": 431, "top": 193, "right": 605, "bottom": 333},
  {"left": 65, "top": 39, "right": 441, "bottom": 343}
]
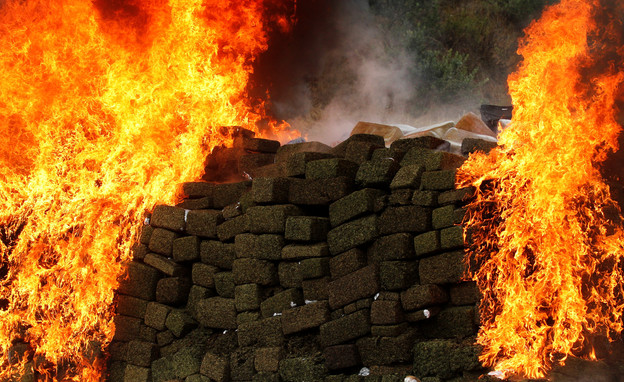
[
  {"left": 458, "top": 0, "right": 624, "bottom": 378},
  {"left": 0, "top": 0, "right": 295, "bottom": 380}
]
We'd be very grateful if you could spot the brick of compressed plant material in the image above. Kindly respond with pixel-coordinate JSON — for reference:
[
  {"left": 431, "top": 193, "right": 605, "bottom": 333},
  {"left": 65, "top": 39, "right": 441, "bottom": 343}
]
[
  {"left": 165, "top": 310, "right": 197, "bottom": 338},
  {"left": 144, "top": 302, "right": 171, "bottom": 331},
  {"left": 148, "top": 228, "right": 180, "bottom": 256},
  {"left": 380, "top": 261, "right": 418, "bottom": 291},
  {"left": 117, "top": 262, "right": 161, "bottom": 300},
  {"left": 320, "top": 309, "right": 371, "bottom": 347},
  {"left": 234, "top": 233, "right": 284, "bottom": 260},
  {"left": 421, "top": 306, "right": 477, "bottom": 339},
  {"left": 139, "top": 225, "right": 154, "bottom": 245},
  {"left": 213, "top": 181, "right": 251, "bottom": 209},
  {"left": 252, "top": 177, "right": 290, "bottom": 204},
  {"left": 377, "top": 291, "right": 400, "bottom": 301},
  {"left": 281, "top": 244, "right": 330, "bottom": 262},
  {"left": 420, "top": 170, "right": 457, "bottom": 191},
  {"left": 302, "top": 276, "right": 330, "bottom": 301},
  {"left": 172, "top": 236, "right": 200, "bottom": 262},
  {"left": 454, "top": 207, "right": 467, "bottom": 225},
  {"left": 414, "top": 231, "right": 441, "bottom": 257},
  {"left": 144, "top": 253, "right": 186, "bottom": 277},
  {"left": 230, "top": 348, "right": 255, "bottom": 381},
  {"left": 305, "top": 158, "right": 360, "bottom": 180},
  {"left": 332, "top": 134, "right": 386, "bottom": 158},
  {"left": 253, "top": 372, "right": 281, "bottom": 382},
  {"left": 345, "top": 140, "right": 384, "bottom": 164},
  {"left": 371, "top": 322, "right": 409, "bottom": 337},
  {"left": 244, "top": 137, "right": 281, "bottom": 153},
  {"left": 108, "top": 342, "right": 127, "bottom": 361},
  {"left": 186, "top": 285, "right": 214, "bottom": 319},
  {"left": 329, "top": 188, "right": 385, "bottom": 227},
  {"left": 186, "top": 374, "right": 211, "bottom": 382},
  {"left": 237, "top": 311, "right": 261, "bottom": 325},
  {"left": 190, "top": 264, "right": 219, "bottom": 291},
  {"left": 222, "top": 202, "right": 243, "bottom": 220},
  {"left": 200, "top": 240, "right": 235, "bottom": 269},
  {"left": 123, "top": 364, "right": 151, "bottom": 382},
  {"left": 328, "top": 264, "right": 380, "bottom": 309},
  {"left": 284, "top": 216, "right": 329, "bottom": 242},
  {"left": 255, "top": 347, "right": 283, "bottom": 373},
  {"left": 278, "top": 261, "right": 302, "bottom": 288},
  {"left": 151, "top": 205, "right": 186, "bottom": 232},
  {"left": 156, "top": 277, "right": 191, "bottom": 306},
  {"left": 260, "top": 288, "right": 304, "bottom": 318},
  {"left": 239, "top": 153, "right": 275, "bottom": 174},
  {"left": 157, "top": 330, "right": 175, "bottom": 347},
  {"left": 356, "top": 329, "right": 418, "bottom": 365},
  {"left": 390, "top": 164, "right": 425, "bottom": 190},
  {"left": 247, "top": 204, "right": 302, "bottom": 234},
  {"left": 177, "top": 196, "right": 213, "bottom": 210},
  {"left": 412, "top": 339, "right": 456, "bottom": 379},
  {"left": 390, "top": 136, "right": 447, "bottom": 152},
  {"left": 185, "top": 210, "right": 223, "bottom": 238},
  {"left": 151, "top": 356, "right": 176, "bottom": 382},
  {"left": 368, "top": 233, "right": 415, "bottom": 262},
  {"left": 216, "top": 214, "right": 250, "bottom": 241},
  {"left": 396, "top": 190, "right": 423, "bottom": 209},
  {"left": 116, "top": 295, "right": 149, "bottom": 319},
  {"left": 438, "top": 187, "right": 476, "bottom": 206},
  {"left": 329, "top": 248, "right": 366, "bottom": 279},
  {"left": 401, "top": 284, "right": 449, "bottom": 311},
  {"left": 370, "top": 300, "right": 404, "bottom": 325},
  {"left": 327, "top": 214, "right": 378, "bottom": 255},
  {"left": 281, "top": 300, "right": 330, "bottom": 334},
  {"left": 238, "top": 316, "right": 284, "bottom": 347},
  {"left": 450, "top": 282, "right": 481, "bottom": 306},
  {"left": 461, "top": 138, "right": 497, "bottom": 156},
  {"left": 300, "top": 257, "right": 330, "bottom": 279},
  {"left": 132, "top": 243, "right": 149, "bottom": 262},
  {"left": 182, "top": 182, "right": 215, "bottom": 199},
  {"left": 195, "top": 297, "right": 237, "bottom": 329},
  {"left": 235, "top": 283, "right": 263, "bottom": 312},
  {"left": 378, "top": 206, "right": 431, "bottom": 235},
  {"left": 113, "top": 315, "right": 142, "bottom": 341},
  {"left": 405, "top": 306, "right": 441, "bottom": 323},
  {"left": 371, "top": 147, "right": 406, "bottom": 162},
  {"left": 139, "top": 324, "right": 157, "bottom": 343},
  {"left": 275, "top": 141, "right": 333, "bottom": 163},
  {"left": 413, "top": 190, "right": 440, "bottom": 208},
  {"left": 432, "top": 205, "right": 455, "bottom": 230},
  {"left": 343, "top": 302, "right": 357, "bottom": 315},
  {"left": 285, "top": 151, "right": 335, "bottom": 177},
  {"left": 356, "top": 297, "right": 373, "bottom": 311},
  {"left": 401, "top": 147, "right": 465, "bottom": 171},
  {"left": 172, "top": 346, "right": 205, "bottom": 379},
  {"left": 126, "top": 340, "right": 159, "bottom": 367},
  {"left": 253, "top": 234, "right": 284, "bottom": 260},
  {"left": 108, "top": 360, "right": 127, "bottom": 382},
  {"left": 323, "top": 344, "right": 361, "bottom": 371},
  {"left": 288, "top": 176, "right": 354, "bottom": 205},
  {"left": 355, "top": 158, "right": 400, "bottom": 187},
  {"left": 200, "top": 352, "right": 230, "bottom": 382},
  {"left": 214, "top": 272, "right": 235, "bottom": 298},
  {"left": 278, "top": 358, "right": 328, "bottom": 382},
  {"left": 440, "top": 226, "right": 464, "bottom": 250},
  {"left": 232, "top": 258, "right": 278, "bottom": 285}
]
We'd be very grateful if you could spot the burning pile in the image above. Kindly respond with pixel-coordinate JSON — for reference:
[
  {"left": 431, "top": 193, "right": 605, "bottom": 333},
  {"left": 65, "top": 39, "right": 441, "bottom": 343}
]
[
  {"left": 458, "top": 0, "right": 624, "bottom": 378},
  {"left": 0, "top": 0, "right": 294, "bottom": 380}
]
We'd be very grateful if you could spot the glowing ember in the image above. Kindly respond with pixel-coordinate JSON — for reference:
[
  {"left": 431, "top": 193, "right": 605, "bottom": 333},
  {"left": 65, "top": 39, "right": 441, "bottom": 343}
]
[
  {"left": 0, "top": 0, "right": 295, "bottom": 380},
  {"left": 458, "top": 0, "right": 624, "bottom": 378}
]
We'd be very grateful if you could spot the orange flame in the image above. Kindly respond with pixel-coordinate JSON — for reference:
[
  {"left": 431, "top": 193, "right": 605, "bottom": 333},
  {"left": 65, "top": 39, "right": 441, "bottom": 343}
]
[
  {"left": 458, "top": 0, "right": 624, "bottom": 378},
  {"left": 0, "top": 0, "right": 295, "bottom": 380}
]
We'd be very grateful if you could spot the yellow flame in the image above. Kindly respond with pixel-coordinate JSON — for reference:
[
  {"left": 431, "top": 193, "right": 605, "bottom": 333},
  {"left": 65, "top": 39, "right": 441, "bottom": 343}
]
[{"left": 0, "top": 0, "right": 294, "bottom": 379}]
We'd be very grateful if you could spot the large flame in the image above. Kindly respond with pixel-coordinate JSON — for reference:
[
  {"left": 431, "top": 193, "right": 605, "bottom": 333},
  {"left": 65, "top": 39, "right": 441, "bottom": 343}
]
[
  {"left": 0, "top": 0, "right": 295, "bottom": 380},
  {"left": 458, "top": 0, "right": 624, "bottom": 378}
]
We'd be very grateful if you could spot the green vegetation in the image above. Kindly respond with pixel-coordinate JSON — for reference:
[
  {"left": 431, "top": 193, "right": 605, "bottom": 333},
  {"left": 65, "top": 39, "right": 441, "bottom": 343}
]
[{"left": 369, "top": 0, "right": 556, "bottom": 107}]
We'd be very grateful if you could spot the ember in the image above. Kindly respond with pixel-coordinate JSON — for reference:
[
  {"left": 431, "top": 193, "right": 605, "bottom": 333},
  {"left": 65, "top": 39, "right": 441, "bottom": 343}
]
[{"left": 458, "top": 0, "right": 624, "bottom": 378}]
